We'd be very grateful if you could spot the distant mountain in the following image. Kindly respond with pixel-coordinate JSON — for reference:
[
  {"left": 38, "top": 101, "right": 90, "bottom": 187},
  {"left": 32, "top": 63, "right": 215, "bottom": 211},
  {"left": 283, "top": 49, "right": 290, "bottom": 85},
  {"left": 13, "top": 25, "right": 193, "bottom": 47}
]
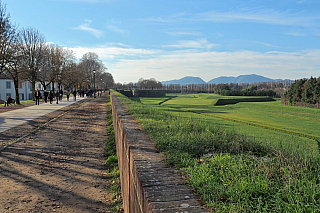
[
  {"left": 208, "top": 74, "right": 277, "bottom": 84},
  {"left": 162, "top": 74, "right": 288, "bottom": 85},
  {"left": 207, "top": 76, "right": 236, "bottom": 84},
  {"left": 162, "top": 76, "right": 206, "bottom": 85}
]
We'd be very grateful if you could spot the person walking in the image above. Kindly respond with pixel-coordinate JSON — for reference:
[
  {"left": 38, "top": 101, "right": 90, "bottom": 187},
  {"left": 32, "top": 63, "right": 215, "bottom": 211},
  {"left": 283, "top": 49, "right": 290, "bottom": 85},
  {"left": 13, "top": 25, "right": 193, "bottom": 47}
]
[
  {"left": 49, "top": 90, "right": 54, "bottom": 104},
  {"left": 55, "top": 90, "right": 60, "bottom": 104},
  {"left": 35, "top": 89, "right": 41, "bottom": 105},
  {"left": 66, "top": 90, "right": 70, "bottom": 101},
  {"left": 44, "top": 90, "right": 48, "bottom": 103},
  {"left": 73, "top": 90, "right": 77, "bottom": 101},
  {"left": 59, "top": 89, "right": 63, "bottom": 100}
]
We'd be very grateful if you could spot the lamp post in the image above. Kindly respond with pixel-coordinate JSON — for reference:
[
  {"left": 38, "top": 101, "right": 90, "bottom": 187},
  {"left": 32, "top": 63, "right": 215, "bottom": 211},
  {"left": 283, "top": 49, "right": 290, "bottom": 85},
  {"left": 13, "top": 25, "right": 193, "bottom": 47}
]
[{"left": 93, "top": 70, "right": 96, "bottom": 98}]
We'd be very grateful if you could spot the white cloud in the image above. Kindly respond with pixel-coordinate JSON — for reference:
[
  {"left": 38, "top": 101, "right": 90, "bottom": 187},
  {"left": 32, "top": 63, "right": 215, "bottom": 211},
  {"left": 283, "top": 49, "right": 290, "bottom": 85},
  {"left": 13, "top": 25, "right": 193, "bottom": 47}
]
[
  {"left": 112, "top": 49, "right": 320, "bottom": 83},
  {"left": 73, "top": 20, "right": 104, "bottom": 38},
  {"left": 196, "top": 9, "right": 318, "bottom": 28},
  {"left": 251, "top": 41, "right": 277, "bottom": 48},
  {"left": 164, "top": 29, "right": 202, "bottom": 37},
  {"left": 286, "top": 31, "right": 306, "bottom": 37},
  {"left": 106, "top": 25, "right": 128, "bottom": 34},
  {"left": 142, "top": 8, "right": 319, "bottom": 29},
  {"left": 70, "top": 43, "right": 159, "bottom": 60},
  {"left": 68, "top": 43, "right": 320, "bottom": 83},
  {"left": 139, "top": 12, "right": 187, "bottom": 23},
  {"left": 164, "top": 39, "right": 218, "bottom": 50}
]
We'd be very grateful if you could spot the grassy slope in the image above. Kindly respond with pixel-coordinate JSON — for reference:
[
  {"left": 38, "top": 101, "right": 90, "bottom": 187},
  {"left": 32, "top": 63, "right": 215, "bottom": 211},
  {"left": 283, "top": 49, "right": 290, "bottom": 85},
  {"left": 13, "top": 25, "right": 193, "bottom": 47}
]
[
  {"left": 161, "top": 95, "right": 320, "bottom": 137},
  {"left": 115, "top": 91, "right": 320, "bottom": 212},
  {"left": 138, "top": 94, "right": 320, "bottom": 158}
]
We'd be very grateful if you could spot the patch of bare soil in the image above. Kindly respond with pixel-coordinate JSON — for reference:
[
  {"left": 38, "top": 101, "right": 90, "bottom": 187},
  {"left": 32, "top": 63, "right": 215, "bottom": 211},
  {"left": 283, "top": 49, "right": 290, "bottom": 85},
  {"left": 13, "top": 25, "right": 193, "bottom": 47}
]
[{"left": 0, "top": 97, "right": 113, "bottom": 212}]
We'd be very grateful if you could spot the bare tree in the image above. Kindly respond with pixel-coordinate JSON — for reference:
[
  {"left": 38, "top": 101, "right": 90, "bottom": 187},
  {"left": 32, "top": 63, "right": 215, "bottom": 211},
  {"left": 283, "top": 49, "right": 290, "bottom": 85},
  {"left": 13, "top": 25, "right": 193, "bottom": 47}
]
[
  {"left": 42, "top": 44, "right": 73, "bottom": 92},
  {"left": 18, "top": 27, "right": 46, "bottom": 100},
  {"left": 99, "top": 72, "right": 114, "bottom": 89},
  {"left": 61, "top": 61, "right": 77, "bottom": 90},
  {"left": 3, "top": 42, "right": 26, "bottom": 104},
  {"left": 79, "top": 52, "right": 105, "bottom": 89},
  {"left": 0, "top": 1, "right": 16, "bottom": 75},
  {"left": 75, "top": 61, "right": 89, "bottom": 90},
  {"left": 36, "top": 43, "right": 53, "bottom": 91}
]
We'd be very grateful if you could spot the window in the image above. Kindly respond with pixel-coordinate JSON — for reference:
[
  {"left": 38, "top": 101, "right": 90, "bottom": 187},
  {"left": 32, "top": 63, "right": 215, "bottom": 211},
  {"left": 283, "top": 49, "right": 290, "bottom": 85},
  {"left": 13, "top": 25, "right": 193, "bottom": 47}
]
[
  {"left": 6, "top": 93, "right": 12, "bottom": 98},
  {"left": 6, "top": 81, "right": 11, "bottom": 89},
  {"left": 20, "top": 93, "right": 24, "bottom": 101},
  {"left": 19, "top": 82, "right": 24, "bottom": 89},
  {"left": 28, "top": 82, "right": 32, "bottom": 91},
  {"left": 38, "top": 84, "right": 41, "bottom": 89}
]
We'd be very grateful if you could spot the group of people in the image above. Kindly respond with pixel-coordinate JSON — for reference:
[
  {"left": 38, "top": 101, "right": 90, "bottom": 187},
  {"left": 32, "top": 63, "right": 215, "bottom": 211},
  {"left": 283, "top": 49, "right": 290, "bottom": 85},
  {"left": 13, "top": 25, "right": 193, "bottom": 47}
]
[
  {"left": 35, "top": 89, "right": 77, "bottom": 105},
  {"left": 3, "top": 88, "right": 104, "bottom": 107}
]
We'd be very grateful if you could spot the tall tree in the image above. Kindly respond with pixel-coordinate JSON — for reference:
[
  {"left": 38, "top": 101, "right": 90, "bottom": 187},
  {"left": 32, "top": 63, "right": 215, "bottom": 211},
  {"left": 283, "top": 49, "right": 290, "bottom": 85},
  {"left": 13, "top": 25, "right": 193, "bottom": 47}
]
[
  {"left": 18, "top": 27, "right": 46, "bottom": 100},
  {"left": 99, "top": 72, "right": 114, "bottom": 89},
  {"left": 303, "top": 76, "right": 317, "bottom": 104},
  {"left": 79, "top": 52, "right": 105, "bottom": 89},
  {"left": 42, "top": 44, "right": 72, "bottom": 91},
  {"left": 0, "top": 1, "right": 16, "bottom": 75},
  {"left": 4, "top": 42, "right": 26, "bottom": 104},
  {"left": 61, "top": 61, "right": 77, "bottom": 90}
]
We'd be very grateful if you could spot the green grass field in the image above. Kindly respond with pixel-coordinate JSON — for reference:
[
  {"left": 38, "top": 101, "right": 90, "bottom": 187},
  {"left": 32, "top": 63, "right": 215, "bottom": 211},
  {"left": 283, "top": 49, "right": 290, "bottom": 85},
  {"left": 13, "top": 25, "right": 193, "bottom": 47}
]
[
  {"left": 136, "top": 94, "right": 320, "bottom": 159},
  {"left": 113, "top": 91, "right": 320, "bottom": 212},
  {"left": 139, "top": 93, "right": 320, "bottom": 139}
]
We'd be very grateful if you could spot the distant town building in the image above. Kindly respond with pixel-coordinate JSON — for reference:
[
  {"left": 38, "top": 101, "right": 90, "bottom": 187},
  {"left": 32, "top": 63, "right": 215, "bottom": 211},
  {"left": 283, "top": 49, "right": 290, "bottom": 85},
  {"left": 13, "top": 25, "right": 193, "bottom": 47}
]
[{"left": 0, "top": 76, "right": 60, "bottom": 101}]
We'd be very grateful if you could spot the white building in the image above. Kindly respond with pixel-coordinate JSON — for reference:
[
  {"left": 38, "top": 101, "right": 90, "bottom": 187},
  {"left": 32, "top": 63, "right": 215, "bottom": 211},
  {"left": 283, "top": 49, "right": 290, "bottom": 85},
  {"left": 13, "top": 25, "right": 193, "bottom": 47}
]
[{"left": 0, "top": 76, "right": 60, "bottom": 101}]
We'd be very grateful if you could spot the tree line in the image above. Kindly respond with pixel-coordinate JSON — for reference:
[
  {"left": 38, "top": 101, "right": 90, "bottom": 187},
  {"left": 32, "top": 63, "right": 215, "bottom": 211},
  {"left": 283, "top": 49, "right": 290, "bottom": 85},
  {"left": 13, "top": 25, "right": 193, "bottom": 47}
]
[
  {"left": 283, "top": 76, "right": 320, "bottom": 108},
  {"left": 115, "top": 78, "right": 292, "bottom": 97},
  {"left": 0, "top": 1, "right": 114, "bottom": 104}
]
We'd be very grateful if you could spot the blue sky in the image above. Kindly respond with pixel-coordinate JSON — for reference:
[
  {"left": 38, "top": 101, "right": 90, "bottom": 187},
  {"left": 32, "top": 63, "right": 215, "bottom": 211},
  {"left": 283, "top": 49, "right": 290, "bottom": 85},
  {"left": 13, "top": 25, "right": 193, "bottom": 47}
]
[{"left": 3, "top": 0, "right": 320, "bottom": 83}]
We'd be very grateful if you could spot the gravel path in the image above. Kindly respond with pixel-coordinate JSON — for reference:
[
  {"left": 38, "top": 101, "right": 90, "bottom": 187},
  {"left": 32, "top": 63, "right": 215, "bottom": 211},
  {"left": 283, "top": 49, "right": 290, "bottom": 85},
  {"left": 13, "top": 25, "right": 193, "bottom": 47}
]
[{"left": 0, "top": 96, "right": 113, "bottom": 212}]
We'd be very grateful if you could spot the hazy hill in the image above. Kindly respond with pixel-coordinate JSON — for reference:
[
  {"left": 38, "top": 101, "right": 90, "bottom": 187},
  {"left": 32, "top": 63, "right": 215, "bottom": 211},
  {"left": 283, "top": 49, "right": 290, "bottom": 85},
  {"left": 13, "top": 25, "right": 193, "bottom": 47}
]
[
  {"left": 161, "top": 74, "right": 286, "bottom": 85},
  {"left": 207, "top": 74, "right": 275, "bottom": 84},
  {"left": 207, "top": 76, "right": 236, "bottom": 84},
  {"left": 162, "top": 76, "right": 206, "bottom": 85}
]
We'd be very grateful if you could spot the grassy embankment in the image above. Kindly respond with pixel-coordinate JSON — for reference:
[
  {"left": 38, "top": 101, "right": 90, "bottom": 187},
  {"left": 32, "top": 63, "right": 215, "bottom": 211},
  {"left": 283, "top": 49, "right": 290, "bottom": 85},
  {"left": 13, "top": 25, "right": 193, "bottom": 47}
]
[
  {"left": 145, "top": 93, "right": 320, "bottom": 157},
  {"left": 114, "top": 91, "right": 320, "bottom": 212},
  {"left": 105, "top": 94, "right": 123, "bottom": 212}
]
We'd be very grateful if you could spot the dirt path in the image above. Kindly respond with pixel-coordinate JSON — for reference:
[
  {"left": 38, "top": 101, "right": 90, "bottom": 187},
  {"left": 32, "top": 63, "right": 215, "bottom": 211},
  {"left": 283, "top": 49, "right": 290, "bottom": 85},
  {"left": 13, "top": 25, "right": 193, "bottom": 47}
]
[{"left": 0, "top": 96, "right": 113, "bottom": 212}]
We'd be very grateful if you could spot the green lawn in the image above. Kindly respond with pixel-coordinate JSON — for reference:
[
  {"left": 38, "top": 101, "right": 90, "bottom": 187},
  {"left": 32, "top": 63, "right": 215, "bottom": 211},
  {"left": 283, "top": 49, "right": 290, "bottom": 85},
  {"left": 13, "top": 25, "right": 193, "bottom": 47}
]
[
  {"left": 114, "top": 92, "right": 320, "bottom": 212},
  {"left": 137, "top": 94, "right": 320, "bottom": 157},
  {"left": 139, "top": 94, "right": 320, "bottom": 138}
]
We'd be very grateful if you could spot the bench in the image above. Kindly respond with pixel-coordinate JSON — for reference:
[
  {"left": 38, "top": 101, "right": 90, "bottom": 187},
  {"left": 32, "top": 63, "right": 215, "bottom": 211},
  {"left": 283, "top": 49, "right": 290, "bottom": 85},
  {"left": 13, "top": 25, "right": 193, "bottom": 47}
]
[{"left": 4, "top": 99, "right": 16, "bottom": 107}]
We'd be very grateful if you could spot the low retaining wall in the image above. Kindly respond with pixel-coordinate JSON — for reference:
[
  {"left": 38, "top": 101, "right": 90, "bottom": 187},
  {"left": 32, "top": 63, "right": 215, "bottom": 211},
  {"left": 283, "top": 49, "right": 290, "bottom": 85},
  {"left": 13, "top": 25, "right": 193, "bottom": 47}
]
[
  {"left": 132, "top": 90, "right": 166, "bottom": 97},
  {"left": 110, "top": 92, "right": 209, "bottom": 213}
]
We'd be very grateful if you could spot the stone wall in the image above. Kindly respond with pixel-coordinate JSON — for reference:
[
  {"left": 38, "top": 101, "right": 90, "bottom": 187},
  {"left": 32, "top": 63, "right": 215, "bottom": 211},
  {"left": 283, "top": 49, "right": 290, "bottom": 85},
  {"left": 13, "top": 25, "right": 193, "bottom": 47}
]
[
  {"left": 110, "top": 92, "right": 209, "bottom": 213},
  {"left": 132, "top": 90, "right": 166, "bottom": 97}
]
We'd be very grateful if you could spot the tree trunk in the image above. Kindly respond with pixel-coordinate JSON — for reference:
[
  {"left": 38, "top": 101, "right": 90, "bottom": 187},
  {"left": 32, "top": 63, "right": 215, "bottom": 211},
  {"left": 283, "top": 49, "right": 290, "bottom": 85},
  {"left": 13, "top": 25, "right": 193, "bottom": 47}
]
[
  {"left": 13, "top": 79, "right": 20, "bottom": 105},
  {"left": 32, "top": 78, "right": 36, "bottom": 101}
]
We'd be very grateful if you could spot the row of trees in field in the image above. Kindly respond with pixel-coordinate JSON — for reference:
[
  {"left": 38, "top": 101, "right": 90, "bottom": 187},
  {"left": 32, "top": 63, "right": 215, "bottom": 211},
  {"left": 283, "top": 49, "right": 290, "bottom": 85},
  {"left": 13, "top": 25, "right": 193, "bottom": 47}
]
[
  {"left": 114, "top": 78, "right": 163, "bottom": 90},
  {"left": 115, "top": 78, "right": 292, "bottom": 97},
  {"left": 0, "top": 1, "right": 114, "bottom": 103},
  {"left": 220, "top": 88, "right": 276, "bottom": 97},
  {"left": 283, "top": 76, "right": 320, "bottom": 107}
]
